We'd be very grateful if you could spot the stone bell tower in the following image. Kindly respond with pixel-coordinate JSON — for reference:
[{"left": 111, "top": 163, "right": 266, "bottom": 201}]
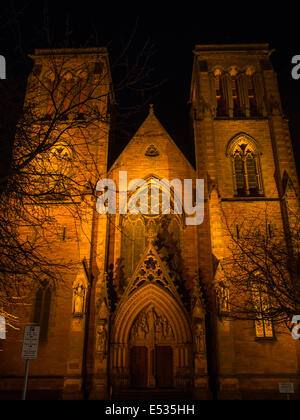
[
  {"left": 26, "top": 48, "right": 113, "bottom": 399},
  {"left": 190, "top": 44, "right": 300, "bottom": 399}
]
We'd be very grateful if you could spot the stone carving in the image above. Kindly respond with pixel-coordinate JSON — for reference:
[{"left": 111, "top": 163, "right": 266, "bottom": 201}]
[
  {"left": 72, "top": 283, "right": 86, "bottom": 317},
  {"left": 146, "top": 220, "right": 158, "bottom": 242},
  {"left": 96, "top": 323, "right": 107, "bottom": 358},
  {"left": 194, "top": 321, "right": 205, "bottom": 354},
  {"left": 98, "top": 299, "right": 109, "bottom": 320},
  {"left": 130, "top": 250, "right": 172, "bottom": 295},
  {"left": 145, "top": 145, "right": 159, "bottom": 157},
  {"left": 96, "top": 273, "right": 111, "bottom": 321},
  {"left": 154, "top": 313, "right": 172, "bottom": 339},
  {"left": 131, "top": 307, "right": 174, "bottom": 341},
  {"left": 191, "top": 276, "right": 205, "bottom": 319},
  {"left": 132, "top": 311, "right": 149, "bottom": 339},
  {"left": 216, "top": 282, "right": 230, "bottom": 315}
]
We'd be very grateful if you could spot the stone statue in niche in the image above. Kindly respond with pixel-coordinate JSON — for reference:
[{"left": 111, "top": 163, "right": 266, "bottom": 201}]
[
  {"left": 194, "top": 320, "right": 205, "bottom": 354},
  {"left": 72, "top": 283, "right": 86, "bottom": 317},
  {"left": 216, "top": 282, "right": 230, "bottom": 315},
  {"left": 96, "top": 323, "right": 107, "bottom": 358}
]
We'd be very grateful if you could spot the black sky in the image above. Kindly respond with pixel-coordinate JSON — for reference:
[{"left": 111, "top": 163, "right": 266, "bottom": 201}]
[{"left": 1, "top": 1, "right": 300, "bottom": 175}]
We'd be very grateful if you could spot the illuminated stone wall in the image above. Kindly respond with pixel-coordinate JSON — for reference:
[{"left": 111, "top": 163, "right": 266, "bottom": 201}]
[
  {"left": 191, "top": 44, "right": 300, "bottom": 399},
  {"left": 0, "top": 44, "right": 299, "bottom": 401}
]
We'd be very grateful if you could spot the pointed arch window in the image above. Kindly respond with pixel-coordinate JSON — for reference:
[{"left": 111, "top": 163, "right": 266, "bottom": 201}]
[
  {"left": 231, "top": 75, "right": 242, "bottom": 118},
  {"left": 234, "top": 154, "right": 245, "bottom": 193},
  {"left": 212, "top": 67, "right": 266, "bottom": 119},
  {"left": 252, "top": 284, "right": 274, "bottom": 339},
  {"left": 121, "top": 217, "right": 146, "bottom": 281},
  {"left": 43, "top": 71, "right": 88, "bottom": 120},
  {"left": 214, "top": 70, "right": 227, "bottom": 117},
  {"left": 230, "top": 137, "right": 263, "bottom": 197},
  {"left": 32, "top": 287, "right": 53, "bottom": 343},
  {"left": 247, "top": 74, "right": 259, "bottom": 116}
]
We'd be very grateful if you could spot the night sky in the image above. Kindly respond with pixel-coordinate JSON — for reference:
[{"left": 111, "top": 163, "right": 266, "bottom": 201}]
[{"left": 1, "top": 1, "right": 299, "bottom": 176}]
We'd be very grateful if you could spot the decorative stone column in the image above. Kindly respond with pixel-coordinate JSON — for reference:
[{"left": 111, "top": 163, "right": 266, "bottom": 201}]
[
  {"left": 62, "top": 265, "right": 90, "bottom": 400},
  {"left": 191, "top": 277, "right": 210, "bottom": 399},
  {"left": 89, "top": 273, "right": 110, "bottom": 400}
]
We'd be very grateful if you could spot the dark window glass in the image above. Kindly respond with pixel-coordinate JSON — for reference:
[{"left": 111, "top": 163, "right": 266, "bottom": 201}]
[
  {"left": 234, "top": 155, "right": 245, "bottom": 194},
  {"left": 121, "top": 219, "right": 145, "bottom": 282},
  {"left": 247, "top": 75, "right": 259, "bottom": 116},
  {"left": 215, "top": 75, "right": 226, "bottom": 116},
  {"left": 232, "top": 76, "right": 241, "bottom": 117},
  {"left": 33, "top": 288, "right": 52, "bottom": 342},
  {"left": 246, "top": 156, "right": 259, "bottom": 195}
]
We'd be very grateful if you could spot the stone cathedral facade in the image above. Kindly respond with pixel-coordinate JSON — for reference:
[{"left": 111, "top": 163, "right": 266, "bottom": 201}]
[{"left": 0, "top": 44, "right": 299, "bottom": 400}]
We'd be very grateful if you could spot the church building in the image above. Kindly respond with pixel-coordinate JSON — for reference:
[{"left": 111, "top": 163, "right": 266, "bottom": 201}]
[{"left": 0, "top": 44, "right": 299, "bottom": 400}]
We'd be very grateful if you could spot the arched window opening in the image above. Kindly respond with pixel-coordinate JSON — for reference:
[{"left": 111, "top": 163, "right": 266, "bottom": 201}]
[
  {"left": 234, "top": 154, "right": 246, "bottom": 195},
  {"left": 121, "top": 217, "right": 145, "bottom": 282},
  {"left": 246, "top": 154, "right": 259, "bottom": 194},
  {"left": 215, "top": 72, "right": 227, "bottom": 117},
  {"left": 43, "top": 71, "right": 88, "bottom": 120},
  {"left": 32, "top": 287, "right": 52, "bottom": 343},
  {"left": 211, "top": 66, "right": 266, "bottom": 120},
  {"left": 247, "top": 74, "right": 259, "bottom": 117},
  {"left": 231, "top": 75, "right": 242, "bottom": 118},
  {"left": 229, "top": 136, "right": 263, "bottom": 197},
  {"left": 252, "top": 284, "right": 274, "bottom": 339}
]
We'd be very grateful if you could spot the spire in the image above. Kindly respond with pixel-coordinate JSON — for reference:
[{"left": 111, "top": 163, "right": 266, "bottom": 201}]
[{"left": 149, "top": 103, "right": 154, "bottom": 115}]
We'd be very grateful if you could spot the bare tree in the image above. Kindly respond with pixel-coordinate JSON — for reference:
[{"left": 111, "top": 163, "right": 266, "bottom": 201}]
[
  {"left": 216, "top": 202, "right": 300, "bottom": 333},
  {"left": 0, "top": 17, "right": 159, "bottom": 328}
]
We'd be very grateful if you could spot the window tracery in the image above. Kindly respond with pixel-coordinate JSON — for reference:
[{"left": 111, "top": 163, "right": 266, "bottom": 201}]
[
  {"left": 228, "top": 135, "right": 263, "bottom": 197},
  {"left": 212, "top": 66, "right": 265, "bottom": 118}
]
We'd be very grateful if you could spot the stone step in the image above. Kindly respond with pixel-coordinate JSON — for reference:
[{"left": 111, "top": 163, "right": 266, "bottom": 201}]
[{"left": 112, "top": 388, "right": 193, "bottom": 401}]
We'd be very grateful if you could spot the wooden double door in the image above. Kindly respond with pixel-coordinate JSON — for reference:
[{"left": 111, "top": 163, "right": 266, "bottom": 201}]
[{"left": 131, "top": 346, "right": 173, "bottom": 388}]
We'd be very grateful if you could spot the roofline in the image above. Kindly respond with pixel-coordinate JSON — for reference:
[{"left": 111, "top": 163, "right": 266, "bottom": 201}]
[
  {"left": 29, "top": 46, "right": 115, "bottom": 104},
  {"left": 108, "top": 109, "right": 196, "bottom": 176},
  {"left": 193, "top": 43, "right": 271, "bottom": 55},
  {"left": 32, "top": 47, "right": 108, "bottom": 57}
]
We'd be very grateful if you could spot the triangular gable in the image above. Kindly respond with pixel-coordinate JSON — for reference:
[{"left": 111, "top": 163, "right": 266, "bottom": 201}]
[
  {"left": 118, "top": 243, "right": 183, "bottom": 307},
  {"left": 282, "top": 172, "right": 298, "bottom": 199},
  {"left": 213, "top": 258, "right": 226, "bottom": 284},
  {"left": 109, "top": 107, "right": 195, "bottom": 176}
]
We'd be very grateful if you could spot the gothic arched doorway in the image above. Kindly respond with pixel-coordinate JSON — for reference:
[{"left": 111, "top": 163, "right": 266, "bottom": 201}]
[
  {"left": 129, "top": 305, "right": 176, "bottom": 388},
  {"left": 110, "top": 279, "right": 192, "bottom": 391}
]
